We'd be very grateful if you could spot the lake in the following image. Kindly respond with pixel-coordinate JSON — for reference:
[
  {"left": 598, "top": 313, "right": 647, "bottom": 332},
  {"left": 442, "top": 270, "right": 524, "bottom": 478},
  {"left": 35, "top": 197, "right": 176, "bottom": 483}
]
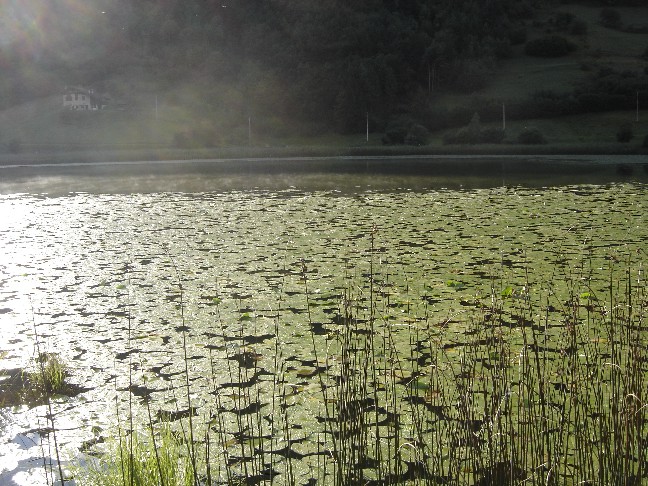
[{"left": 0, "top": 157, "right": 646, "bottom": 485}]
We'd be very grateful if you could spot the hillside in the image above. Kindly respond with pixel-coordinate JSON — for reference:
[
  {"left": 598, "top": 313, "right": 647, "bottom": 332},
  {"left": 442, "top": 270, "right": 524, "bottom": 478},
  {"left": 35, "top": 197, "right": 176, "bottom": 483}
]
[{"left": 1, "top": 0, "right": 648, "bottom": 154}]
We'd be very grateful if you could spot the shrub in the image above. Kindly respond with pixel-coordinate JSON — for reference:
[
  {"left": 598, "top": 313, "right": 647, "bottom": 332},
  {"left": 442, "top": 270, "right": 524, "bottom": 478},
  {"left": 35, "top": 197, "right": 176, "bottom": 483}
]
[
  {"left": 442, "top": 118, "right": 505, "bottom": 145},
  {"left": 480, "top": 127, "right": 506, "bottom": 144},
  {"left": 382, "top": 117, "right": 430, "bottom": 146},
  {"left": 404, "top": 124, "right": 429, "bottom": 146},
  {"left": 382, "top": 117, "right": 412, "bottom": 145},
  {"left": 466, "top": 112, "right": 482, "bottom": 143},
  {"left": 444, "top": 113, "right": 482, "bottom": 145},
  {"left": 616, "top": 124, "right": 633, "bottom": 142},
  {"left": 443, "top": 127, "right": 475, "bottom": 145},
  {"left": 517, "top": 127, "right": 547, "bottom": 144},
  {"left": 525, "top": 35, "right": 577, "bottom": 57},
  {"left": 600, "top": 8, "right": 622, "bottom": 30}
]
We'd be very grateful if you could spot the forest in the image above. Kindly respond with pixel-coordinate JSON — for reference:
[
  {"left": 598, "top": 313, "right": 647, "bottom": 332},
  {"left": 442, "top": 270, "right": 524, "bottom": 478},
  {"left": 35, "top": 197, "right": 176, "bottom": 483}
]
[{"left": 1, "top": 0, "right": 648, "bottom": 144}]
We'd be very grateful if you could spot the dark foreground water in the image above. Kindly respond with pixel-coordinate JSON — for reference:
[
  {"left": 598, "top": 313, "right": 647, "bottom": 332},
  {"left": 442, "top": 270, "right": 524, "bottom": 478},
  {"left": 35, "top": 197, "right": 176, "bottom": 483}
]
[{"left": 0, "top": 157, "right": 646, "bottom": 484}]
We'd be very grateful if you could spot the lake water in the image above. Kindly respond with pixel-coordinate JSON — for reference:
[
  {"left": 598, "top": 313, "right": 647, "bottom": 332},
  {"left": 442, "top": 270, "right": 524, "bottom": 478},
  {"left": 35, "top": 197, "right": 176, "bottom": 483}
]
[{"left": 0, "top": 157, "right": 646, "bottom": 484}]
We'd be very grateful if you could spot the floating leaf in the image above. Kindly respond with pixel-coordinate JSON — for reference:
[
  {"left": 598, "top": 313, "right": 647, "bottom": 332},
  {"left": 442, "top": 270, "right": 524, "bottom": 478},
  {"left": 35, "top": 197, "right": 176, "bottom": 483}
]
[
  {"left": 296, "top": 367, "right": 318, "bottom": 378},
  {"left": 501, "top": 286, "right": 514, "bottom": 298},
  {"left": 446, "top": 280, "right": 465, "bottom": 290},
  {"left": 410, "top": 379, "right": 430, "bottom": 391},
  {"left": 223, "top": 438, "right": 239, "bottom": 448}
]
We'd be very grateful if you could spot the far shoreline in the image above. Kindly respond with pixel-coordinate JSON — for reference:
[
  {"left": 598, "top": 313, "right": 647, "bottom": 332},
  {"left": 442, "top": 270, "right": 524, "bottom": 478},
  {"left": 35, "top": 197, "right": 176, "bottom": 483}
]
[{"left": 1, "top": 142, "right": 648, "bottom": 168}]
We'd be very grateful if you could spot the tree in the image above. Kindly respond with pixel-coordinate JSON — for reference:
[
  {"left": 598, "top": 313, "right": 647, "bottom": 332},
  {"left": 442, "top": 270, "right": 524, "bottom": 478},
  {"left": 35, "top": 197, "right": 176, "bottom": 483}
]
[{"left": 600, "top": 8, "right": 622, "bottom": 29}]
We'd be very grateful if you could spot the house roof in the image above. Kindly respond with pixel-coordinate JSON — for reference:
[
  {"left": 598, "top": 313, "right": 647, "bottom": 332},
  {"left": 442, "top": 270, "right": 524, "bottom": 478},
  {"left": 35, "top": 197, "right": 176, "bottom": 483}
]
[{"left": 64, "top": 86, "right": 110, "bottom": 104}]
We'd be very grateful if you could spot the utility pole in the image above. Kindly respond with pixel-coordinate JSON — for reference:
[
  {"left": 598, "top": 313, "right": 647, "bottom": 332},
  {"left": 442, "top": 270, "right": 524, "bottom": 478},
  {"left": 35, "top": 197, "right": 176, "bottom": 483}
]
[
  {"left": 155, "top": 95, "right": 158, "bottom": 121},
  {"left": 636, "top": 91, "right": 639, "bottom": 122},
  {"left": 502, "top": 103, "right": 506, "bottom": 131},
  {"left": 366, "top": 112, "right": 369, "bottom": 143},
  {"left": 428, "top": 63, "right": 436, "bottom": 96},
  {"left": 248, "top": 117, "right": 252, "bottom": 146}
]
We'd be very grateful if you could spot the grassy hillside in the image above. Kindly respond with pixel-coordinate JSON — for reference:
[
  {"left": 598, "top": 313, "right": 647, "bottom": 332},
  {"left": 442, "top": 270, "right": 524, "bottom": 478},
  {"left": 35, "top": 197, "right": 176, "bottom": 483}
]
[
  {"left": 1, "top": 3, "right": 648, "bottom": 155},
  {"left": 475, "top": 5, "right": 648, "bottom": 102}
]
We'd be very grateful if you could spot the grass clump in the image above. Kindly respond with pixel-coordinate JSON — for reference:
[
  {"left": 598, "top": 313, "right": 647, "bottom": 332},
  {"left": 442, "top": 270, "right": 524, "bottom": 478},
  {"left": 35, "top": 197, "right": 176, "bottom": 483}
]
[
  {"left": 30, "top": 352, "right": 69, "bottom": 396},
  {"left": 75, "top": 425, "right": 198, "bottom": 486}
]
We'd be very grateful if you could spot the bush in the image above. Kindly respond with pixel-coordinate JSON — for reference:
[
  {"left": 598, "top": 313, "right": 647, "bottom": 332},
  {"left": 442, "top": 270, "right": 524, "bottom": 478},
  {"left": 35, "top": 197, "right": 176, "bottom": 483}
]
[
  {"left": 616, "top": 124, "right": 633, "bottom": 142},
  {"left": 600, "top": 8, "right": 622, "bottom": 30},
  {"left": 480, "top": 127, "right": 506, "bottom": 144},
  {"left": 442, "top": 116, "right": 505, "bottom": 145},
  {"left": 382, "top": 117, "right": 430, "bottom": 146},
  {"left": 382, "top": 117, "right": 412, "bottom": 145},
  {"left": 466, "top": 113, "right": 482, "bottom": 143},
  {"left": 404, "top": 124, "right": 429, "bottom": 146},
  {"left": 517, "top": 128, "right": 546, "bottom": 145},
  {"left": 443, "top": 129, "right": 468, "bottom": 145},
  {"left": 525, "top": 35, "right": 577, "bottom": 57}
]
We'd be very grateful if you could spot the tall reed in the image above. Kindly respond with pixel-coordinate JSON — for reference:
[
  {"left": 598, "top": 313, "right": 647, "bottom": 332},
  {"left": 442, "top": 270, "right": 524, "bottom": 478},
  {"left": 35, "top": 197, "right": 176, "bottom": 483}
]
[{"left": 72, "top": 239, "right": 645, "bottom": 486}]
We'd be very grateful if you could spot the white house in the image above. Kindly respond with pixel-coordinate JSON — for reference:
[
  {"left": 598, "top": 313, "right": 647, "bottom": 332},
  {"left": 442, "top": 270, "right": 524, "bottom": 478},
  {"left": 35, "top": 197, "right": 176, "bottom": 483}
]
[{"left": 63, "top": 86, "right": 108, "bottom": 110}]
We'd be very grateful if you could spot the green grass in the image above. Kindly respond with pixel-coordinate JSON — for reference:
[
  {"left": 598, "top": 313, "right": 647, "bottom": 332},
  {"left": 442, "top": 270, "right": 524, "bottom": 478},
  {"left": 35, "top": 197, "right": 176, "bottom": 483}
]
[
  {"left": 30, "top": 352, "right": 69, "bottom": 396},
  {"left": 429, "top": 111, "right": 648, "bottom": 146},
  {"left": 75, "top": 425, "right": 199, "bottom": 486},
  {"left": 477, "top": 4, "right": 648, "bottom": 102}
]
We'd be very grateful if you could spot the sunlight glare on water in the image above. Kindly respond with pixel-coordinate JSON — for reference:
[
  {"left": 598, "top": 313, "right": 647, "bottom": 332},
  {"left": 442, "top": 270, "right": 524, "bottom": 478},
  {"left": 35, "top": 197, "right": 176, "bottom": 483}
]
[{"left": 0, "top": 174, "right": 646, "bottom": 484}]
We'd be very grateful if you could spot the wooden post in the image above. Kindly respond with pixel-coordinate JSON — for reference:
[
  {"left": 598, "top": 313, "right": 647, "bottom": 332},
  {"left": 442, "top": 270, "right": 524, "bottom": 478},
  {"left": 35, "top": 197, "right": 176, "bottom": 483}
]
[{"left": 366, "top": 112, "right": 369, "bottom": 143}]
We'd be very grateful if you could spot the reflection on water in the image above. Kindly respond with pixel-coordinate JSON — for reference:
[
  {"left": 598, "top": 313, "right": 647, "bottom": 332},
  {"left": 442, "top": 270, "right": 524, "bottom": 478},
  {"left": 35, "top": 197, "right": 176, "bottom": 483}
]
[
  {"left": 0, "top": 163, "right": 646, "bottom": 484},
  {"left": 1, "top": 155, "right": 647, "bottom": 195}
]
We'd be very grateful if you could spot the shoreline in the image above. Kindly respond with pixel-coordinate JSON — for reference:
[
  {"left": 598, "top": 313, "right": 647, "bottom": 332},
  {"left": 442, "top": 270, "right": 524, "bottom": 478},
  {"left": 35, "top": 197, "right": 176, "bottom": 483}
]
[{"left": 1, "top": 142, "right": 647, "bottom": 168}]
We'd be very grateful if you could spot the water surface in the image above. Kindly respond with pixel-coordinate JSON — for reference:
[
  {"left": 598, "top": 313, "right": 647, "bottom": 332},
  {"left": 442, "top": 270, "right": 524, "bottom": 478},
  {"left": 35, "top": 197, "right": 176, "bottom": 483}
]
[{"left": 0, "top": 159, "right": 646, "bottom": 484}]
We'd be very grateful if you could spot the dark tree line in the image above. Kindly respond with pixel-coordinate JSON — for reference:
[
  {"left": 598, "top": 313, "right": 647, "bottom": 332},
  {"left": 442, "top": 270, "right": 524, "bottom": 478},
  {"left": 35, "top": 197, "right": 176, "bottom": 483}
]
[
  {"left": 0, "top": 0, "right": 538, "bottom": 131},
  {"left": 2, "top": 0, "right": 647, "bottom": 136}
]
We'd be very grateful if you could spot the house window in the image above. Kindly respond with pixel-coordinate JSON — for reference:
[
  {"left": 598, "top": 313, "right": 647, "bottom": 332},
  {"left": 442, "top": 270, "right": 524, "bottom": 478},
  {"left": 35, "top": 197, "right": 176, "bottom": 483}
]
[{"left": 65, "top": 94, "right": 72, "bottom": 101}]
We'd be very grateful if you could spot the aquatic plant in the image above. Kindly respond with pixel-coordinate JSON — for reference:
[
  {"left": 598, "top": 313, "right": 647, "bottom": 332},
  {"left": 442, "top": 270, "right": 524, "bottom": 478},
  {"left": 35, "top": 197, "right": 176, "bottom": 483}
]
[
  {"left": 75, "top": 425, "right": 198, "bottom": 486},
  {"left": 70, "top": 241, "right": 646, "bottom": 485},
  {"left": 29, "top": 352, "right": 69, "bottom": 396}
]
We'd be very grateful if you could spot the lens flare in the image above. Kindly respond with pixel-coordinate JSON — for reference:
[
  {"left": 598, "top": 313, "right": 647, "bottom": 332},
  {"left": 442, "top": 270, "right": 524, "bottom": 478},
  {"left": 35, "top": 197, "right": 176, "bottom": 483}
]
[{"left": 0, "top": 0, "right": 106, "bottom": 57}]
